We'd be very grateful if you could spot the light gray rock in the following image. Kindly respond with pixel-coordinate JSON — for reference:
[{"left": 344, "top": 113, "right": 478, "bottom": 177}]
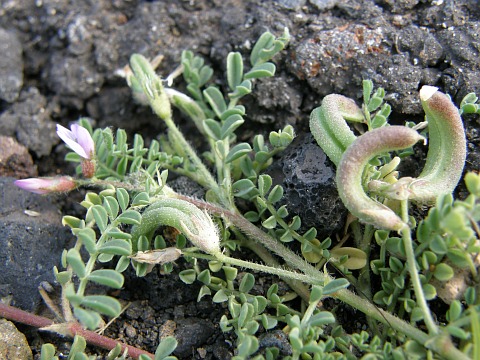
[
  {"left": 309, "top": 0, "right": 340, "bottom": 11},
  {"left": 0, "top": 28, "right": 23, "bottom": 103},
  {"left": 0, "top": 87, "right": 58, "bottom": 157},
  {"left": 275, "top": 0, "right": 307, "bottom": 10},
  {"left": 0, "top": 319, "right": 32, "bottom": 360}
]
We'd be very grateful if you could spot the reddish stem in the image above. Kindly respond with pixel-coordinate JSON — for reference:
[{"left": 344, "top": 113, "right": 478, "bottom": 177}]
[{"left": 0, "top": 303, "right": 155, "bottom": 359}]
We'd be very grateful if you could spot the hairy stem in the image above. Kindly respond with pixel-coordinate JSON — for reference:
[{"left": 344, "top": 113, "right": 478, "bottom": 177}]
[
  {"left": 354, "top": 224, "right": 382, "bottom": 336},
  {"left": 400, "top": 199, "right": 439, "bottom": 335},
  {"left": 240, "top": 237, "right": 312, "bottom": 302},
  {"left": 188, "top": 251, "right": 322, "bottom": 285},
  {"left": 163, "top": 116, "right": 219, "bottom": 192}
]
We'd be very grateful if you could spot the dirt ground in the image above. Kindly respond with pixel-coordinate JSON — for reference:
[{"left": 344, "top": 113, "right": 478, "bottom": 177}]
[{"left": 0, "top": 0, "right": 479, "bottom": 359}]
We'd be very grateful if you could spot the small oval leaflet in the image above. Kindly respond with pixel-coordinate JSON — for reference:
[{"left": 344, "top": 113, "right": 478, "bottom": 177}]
[
  {"left": 88, "top": 269, "right": 124, "bottom": 289},
  {"left": 74, "top": 307, "right": 102, "bottom": 330},
  {"left": 81, "top": 295, "right": 122, "bottom": 317},
  {"left": 117, "top": 209, "right": 142, "bottom": 225},
  {"left": 99, "top": 239, "right": 132, "bottom": 256}
]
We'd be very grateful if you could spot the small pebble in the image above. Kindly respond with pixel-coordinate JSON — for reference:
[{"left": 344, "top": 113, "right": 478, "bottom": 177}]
[{"left": 124, "top": 324, "right": 137, "bottom": 338}]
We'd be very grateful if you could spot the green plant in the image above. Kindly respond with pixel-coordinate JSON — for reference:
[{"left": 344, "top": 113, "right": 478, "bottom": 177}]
[{"left": 7, "top": 30, "right": 479, "bottom": 360}]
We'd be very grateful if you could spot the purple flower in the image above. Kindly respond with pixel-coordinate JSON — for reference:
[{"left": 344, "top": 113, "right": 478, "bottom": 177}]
[
  {"left": 56, "top": 124, "right": 95, "bottom": 160},
  {"left": 14, "top": 176, "right": 77, "bottom": 194}
]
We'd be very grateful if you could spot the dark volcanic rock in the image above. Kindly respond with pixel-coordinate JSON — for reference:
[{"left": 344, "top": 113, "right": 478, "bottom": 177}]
[
  {"left": 266, "top": 132, "right": 346, "bottom": 239},
  {"left": 0, "top": 178, "right": 71, "bottom": 312},
  {"left": 173, "top": 317, "right": 216, "bottom": 358}
]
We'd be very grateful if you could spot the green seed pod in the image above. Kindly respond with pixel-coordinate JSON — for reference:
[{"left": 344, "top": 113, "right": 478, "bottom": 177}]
[
  {"left": 132, "top": 198, "right": 220, "bottom": 255},
  {"left": 408, "top": 86, "right": 467, "bottom": 202},
  {"left": 337, "top": 126, "right": 424, "bottom": 231},
  {"left": 310, "top": 94, "right": 364, "bottom": 166}
]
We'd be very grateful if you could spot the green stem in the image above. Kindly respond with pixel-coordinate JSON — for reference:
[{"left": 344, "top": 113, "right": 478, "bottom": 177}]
[
  {"left": 164, "top": 116, "right": 216, "bottom": 184},
  {"left": 98, "top": 153, "right": 205, "bottom": 187},
  {"left": 61, "top": 240, "right": 88, "bottom": 321},
  {"left": 97, "top": 162, "right": 125, "bottom": 179},
  {"left": 76, "top": 218, "right": 126, "bottom": 297},
  {"left": 336, "top": 288, "right": 470, "bottom": 360},
  {"left": 228, "top": 98, "right": 238, "bottom": 109},
  {"left": 188, "top": 251, "right": 321, "bottom": 285},
  {"left": 356, "top": 224, "right": 374, "bottom": 300},
  {"left": 161, "top": 114, "right": 236, "bottom": 210},
  {"left": 301, "top": 296, "right": 321, "bottom": 326},
  {"left": 355, "top": 224, "right": 382, "bottom": 337},
  {"left": 399, "top": 199, "right": 439, "bottom": 335},
  {"left": 215, "top": 138, "right": 235, "bottom": 210},
  {"left": 238, "top": 234, "right": 311, "bottom": 302}
]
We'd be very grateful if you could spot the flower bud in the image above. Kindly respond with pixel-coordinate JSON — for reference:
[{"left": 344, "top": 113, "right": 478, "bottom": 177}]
[
  {"left": 129, "top": 54, "right": 172, "bottom": 121},
  {"left": 14, "top": 176, "right": 77, "bottom": 194}
]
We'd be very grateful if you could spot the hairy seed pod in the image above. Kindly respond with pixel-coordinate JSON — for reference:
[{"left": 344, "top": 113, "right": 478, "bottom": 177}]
[
  {"left": 131, "top": 198, "right": 220, "bottom": 255},
  {"left": 336, "top": 126, "right": 424, "bottom": 231},
  {"left": 310, "top": 94, "right": 364, "bottom": 166},
  {"left": 408, "top": 86, "right": 467, "bottom": 202}
]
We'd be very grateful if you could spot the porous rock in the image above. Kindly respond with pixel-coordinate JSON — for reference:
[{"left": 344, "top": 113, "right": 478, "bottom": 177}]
[
  {"left": 310, "top": 0, "right": 340, "bottom": 11},
  {"left": 258, "top": 330, "right": 292, "bottom": 356},
  {"left": 266, "top": 132, "right": 346, "bottom": 239}
]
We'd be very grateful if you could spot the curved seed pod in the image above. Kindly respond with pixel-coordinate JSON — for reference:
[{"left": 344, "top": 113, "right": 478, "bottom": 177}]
[
  {"left": 408, "top": 86, "right": 467, "bottom": 202},
  {"left": 131, "top": 198, "right": 220, "bottom": 255},
  {"left": 310, "top": 94, "right": 364, "bottom": 166},
  {"left": 337, "top": 126, "right": 424, "bottom": 231}
]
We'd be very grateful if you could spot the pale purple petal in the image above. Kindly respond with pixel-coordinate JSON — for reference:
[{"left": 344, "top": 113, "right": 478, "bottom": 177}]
[
  {"left": 56, "top": 124, "right": 90, "bottom": 159},
  {"left": 56, "top": 124, "right": 75, "bottom": 141},
  {"left": 14, "top": 178, "right": 52, "bottom": 194},
  {"left": 71, "top": 124, "right": 95, "bottom": 159}
]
